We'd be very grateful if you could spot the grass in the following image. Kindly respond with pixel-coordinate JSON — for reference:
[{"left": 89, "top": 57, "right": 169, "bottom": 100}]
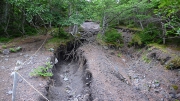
[
  {"left": 142, "top": 54, "right": 151, "bottom": 63},
  {"left": 117, "top": 53, "right": 122, "bottom": 57},
  {"left": 148, "top": 43, "right": 167, "bottom": 53},
  {"left": 45, "top": 37, "right": 73, "bottom": 50},
  {"left": 30, "top": 62, "right": 53, "bottom": 77}
]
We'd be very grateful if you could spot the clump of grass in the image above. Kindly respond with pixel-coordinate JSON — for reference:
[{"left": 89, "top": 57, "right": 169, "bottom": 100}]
[
  {"left": 9, "top": 48, "right": 16, "bottom": 52},
  {"left": 148, "top": 43, "right": 167, "bottom": 53},
  {"left": 30, "top": 62, "right": 53, "bottom": 77},
  {"left": 165, "top": 57, "right": 180, "bottom": 70},
  {"left": 2, "top": 45, "right": 7, "bottom": 49},
  {"left": 172, "top": 84, "right": 178, "bottom": 90},
  {"left": 117, "top": 53, "right": 121, "bottom": 57},
  {"left": 9, "top": 46, "right": 22, "bottom": 53},
  {"left": 142, "top": 55, "right": 151, "bottom": 63}
]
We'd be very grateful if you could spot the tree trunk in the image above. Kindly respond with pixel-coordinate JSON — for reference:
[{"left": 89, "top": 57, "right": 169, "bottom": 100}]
[
  {"left": 161, "top": 22, "right": 166, "bottom": 44},
  {"left": 101, "top": 12, "right": 107, "bottom": 35},
  {"left": 21, "top": 8, "right": 26, "bottom": 35}
]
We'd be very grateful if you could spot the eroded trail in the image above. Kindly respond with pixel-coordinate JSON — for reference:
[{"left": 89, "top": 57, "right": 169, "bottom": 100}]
[{"left": 47, "top": 22, "right": 180, "bottom": 101}]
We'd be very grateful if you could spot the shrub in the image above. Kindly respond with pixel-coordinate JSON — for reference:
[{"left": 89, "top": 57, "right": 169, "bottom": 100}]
[
  {"left": 131, "top": 24, "right": 162, "bottom": 45},
  {"left": 30, "top": 62, "right": 53, "bottom": 77},
  {"left": 55, "top": 27, "right": 69, "bottom": 39},
  {"left": 104, "top": 28, "right": 122, "bottom": 44}
]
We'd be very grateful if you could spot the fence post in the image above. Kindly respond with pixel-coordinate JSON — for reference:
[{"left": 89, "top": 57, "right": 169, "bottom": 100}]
[{"left": 12, "top": 72, "right": 18, "bottom": 101}]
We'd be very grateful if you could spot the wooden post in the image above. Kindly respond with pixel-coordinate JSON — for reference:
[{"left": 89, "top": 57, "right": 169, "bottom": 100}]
[{"left": 12, "top": 72, "right": 18, "bottom": 101}]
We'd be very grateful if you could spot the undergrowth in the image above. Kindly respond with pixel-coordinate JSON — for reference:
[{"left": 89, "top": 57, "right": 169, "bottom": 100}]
[
  {"left": 30, "top": 62, "right": 53, "bottom": 77},
  {"left": 96, "top": 29, "right": 123, "bottom": 48}
]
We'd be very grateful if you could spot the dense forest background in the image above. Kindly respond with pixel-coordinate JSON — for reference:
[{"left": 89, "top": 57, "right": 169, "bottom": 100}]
[{"left": 0, "top": 0, "right": 180, "bottom": 45}]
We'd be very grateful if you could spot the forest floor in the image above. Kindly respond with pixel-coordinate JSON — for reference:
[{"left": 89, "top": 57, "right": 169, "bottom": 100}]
[{"left": 0, "top": 22, "right": 180, "bottom": 101}]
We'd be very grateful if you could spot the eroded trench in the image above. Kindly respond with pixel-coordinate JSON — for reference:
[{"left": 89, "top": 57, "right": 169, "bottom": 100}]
[{"left": 46, "top": 40, "right": 93, "bottom": 101}]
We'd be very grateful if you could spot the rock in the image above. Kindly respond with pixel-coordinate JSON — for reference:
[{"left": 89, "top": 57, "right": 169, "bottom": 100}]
[
  {"left": 3, "top": 49, "right": 10, "bottom": 55},
  {"left": 176, "top": 93, "right": 180, "bottom": 98},
  {"left": 63, "top": 76, "right": 69, "bottom": 81},
  {"left": 134, "top": 86, "right": 140, "bottom": 90},
  {"left": 155, "top": 89, "right": 160, "bottom": 93},
  {"left": 24, "top": 54, "right": 29, "bottom": 58},
  {"left": 19, "top": 79, "right": 23, "bottom": 83},
  {"left": 5, "top": 58, "right": 8, "bottom": 61},
  {"left": 6, "top": 91, "right": 13, "bottom": 95},
  {"left": 169, "top": 92, "right": 176, "bottom": 98},
  {"left": 122, "top": 59, "right": 126, "bottom": 62},
  {"left": 16, "top": 60, "right": 23, "bottom": 66},
  {"left": 103, "top": 46, "right": 108, "bottom": 50},
  {"left": 49, "top": 48, "right": 54, "bottom": 52},
  {"left": 55, "top": 58, "right": 58, "bottom": 64},
  {"left": 74, "top": 98, "right": 78, "bottom": 101},
  {"left": 14, "top": 66, "right": 22, "bottom": 71},
  {"left": 1, "top": 66, "right": 5, "bottom": 69}
]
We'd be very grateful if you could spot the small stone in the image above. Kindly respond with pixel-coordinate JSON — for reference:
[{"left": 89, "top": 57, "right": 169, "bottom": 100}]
[
  {"left": 74, "top": 98, "right": 78, "bottom": 101},
  {"left": 64, "top": 76, "right": 68, "bottom": 81},
  {"left": 16, "top": 60, "right": 23, "bottom": 66},
  {"left": 55, "top": 58, "right": 58, "bottom": 64},
  {"left": 155, "top": 89, "right": 160, "bottom": 93},
  {"left": 24, "top": 54, "right": 29, "bottom": 58},
  {"left": 5, "top": 58, "right": 8, "bottom": 61},
  {"left": 49, "top": 48, "right": 54, "bottom": 52},
  {"left": 3, "top": 49, "right": 10, "bottom": 55},
  {"left": 176, "top": 93, "right": 180, "bottom": 98},
  {"left": 122, "top": 59, "right": 126, "bottom": 62},
  {"left": 134, "top": 86, "right": 140, "bottom": 90},
  {"left": 6, "top": 91, "right": 13, "bottom": 95},
  {"left": 19, "top": 79, "right": 23, "bottom": 83},
  {"left": 169, "top": 92, "right": 176, "bottom": 98},
  {"left": 14, "top": 66, "right": 22, "bottom": 71},
  {"left": 103, "top": 46, "right": 108, "bottom": 50},
  {"left": 1, "top": 66, "right": 5, "bottom": 69}
]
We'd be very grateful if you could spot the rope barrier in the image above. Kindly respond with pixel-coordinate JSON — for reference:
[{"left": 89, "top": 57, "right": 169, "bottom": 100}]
[
  {"left": 16, "top": 72, "right": 49, "bottom": 101},
  {"left": 12, "top": 34, "right": 50, "bottom": 101}
]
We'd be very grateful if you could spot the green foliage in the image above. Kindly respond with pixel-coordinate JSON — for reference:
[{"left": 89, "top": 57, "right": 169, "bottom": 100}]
[
  {"left": 131, "top": 34, "right": 142, "bottom": 45},
  {"left": 172, "top": 84, "right": 178, "bottom": 91},
  {"left": 9, "top": 46, "right": 22, "bottom": 53},
  {"left": 2, "top": 45, "right": 7, "bottom": 49},
  {"left": 30, "top": 62, "right": 53, "bottom": 77},
  {"left": 132, "top": 25, "right": 162, "bottom": 45},
  {"left": 0, "top": 37, "right": 12, "bottom": 43},
  {"left": 25, "top": 26, "right": 37, "bottom": 36},
  {"left": 117, "top": 53, "right": 121, "bottom": 57},
  {"left": 165, "top": 57, "right": 180, "bottom": 70},
  {"left": 104, "top": 29, "right": 122, "bottom": 44},
  {"left": 9, "top": 48, "right": 16, "bottom": 52},
  {"left": 58, "top": 28, "right": 69, "bottom": 39}
]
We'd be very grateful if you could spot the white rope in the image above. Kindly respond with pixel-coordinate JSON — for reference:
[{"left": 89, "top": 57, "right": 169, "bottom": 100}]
[
  {"left": 16, "top": 71, "right": 50, "bottom": 101},
  {"left": 22, "top": 35, "right": 49, "bottom": 65},
  {"left": 12, "top": 34, "right": 50, "bottom": 101}
]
